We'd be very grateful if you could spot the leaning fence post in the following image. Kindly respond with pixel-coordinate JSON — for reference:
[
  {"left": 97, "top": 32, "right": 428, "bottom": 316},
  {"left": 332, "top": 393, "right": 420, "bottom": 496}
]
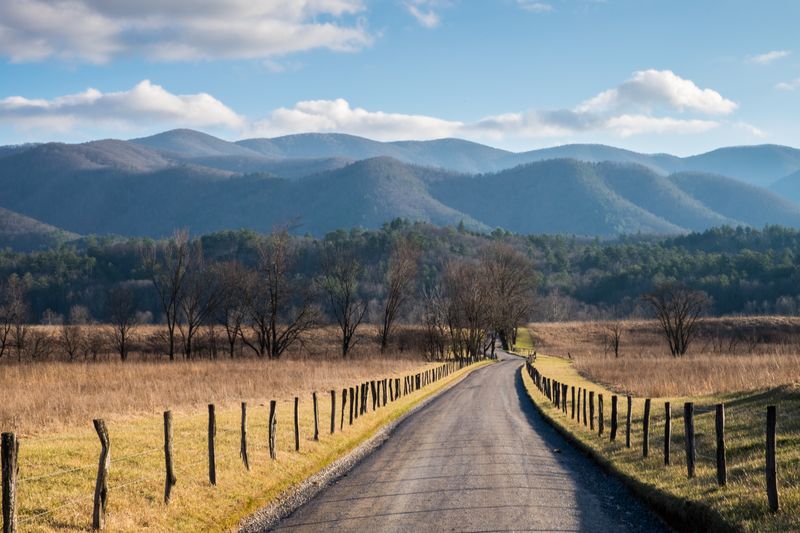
[
  {"left": 589, "top": 391, "right": 595, "bottom": 431},
  {"left": 92, "top": 419, "right": 110, "bottom": 530},
  {"left": 349, "top": 387, "right": 354, "bottom": 425},
  {"left": 583, "top": 389, "right": 588, "bottom": 427},
  {"left": 643, "top": 399, "right": 651, "bottom": 458},
  {"left": 664, "top": 402, "right": 671, "bottom": 466},
  {"left": 313, "top": 392, "right": 319, "bottom": 441},
  {"left": 330, "top": 390, "right": 336, "bottom": 434},
  {"left": 269, "top": 400, "right": 277, "bottom": 460},
  {"left": 240, "top": 403, "right": 250, "bottom": 471},
  {"left": 766, "top": 405, "right": 779, "bottom": 512},
  {"left": 625, "top": 396, "right": 632, "bottom": 448},
  {"left": 294, "top": 397, "right": 300, "bottom": 452},
  {"left": 207, "top": 405, "right": 216, "bottom": 486},
  {"left": 163, "top": 412, "right": 177, "bottom": 504},
  {"left": 571, "top": 386, "right": 576, "bottom": 419},
  {"left": 2, "top": 432, "right": 18, "bottom": 533},
  {"left": 684, "top": 402, "right": 695, "bottom": 478},
  {"left": 340, "top": 388, "right": 347, "bottom": 430}
]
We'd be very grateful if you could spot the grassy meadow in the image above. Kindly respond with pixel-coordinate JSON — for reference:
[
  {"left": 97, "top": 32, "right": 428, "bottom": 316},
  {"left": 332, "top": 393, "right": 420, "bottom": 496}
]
[{"left": 523, "top": 319, "right": 800, "bottom": 532}]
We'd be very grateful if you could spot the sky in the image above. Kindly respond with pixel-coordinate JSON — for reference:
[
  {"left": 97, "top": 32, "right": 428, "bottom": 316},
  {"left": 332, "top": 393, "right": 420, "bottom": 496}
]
[{"left": 0, "top": 0, "right": 799, "bottom": 155}]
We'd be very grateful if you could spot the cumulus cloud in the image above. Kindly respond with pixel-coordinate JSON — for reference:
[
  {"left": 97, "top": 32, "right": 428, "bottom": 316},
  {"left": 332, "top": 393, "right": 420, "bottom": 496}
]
[
  {"left": 577, "top": 69, "right": 737, "bottom": 115},
  {"left": 2, "top": 70, "right": 752, "bottom": 143},
  {"left": 0, "top": 80, "right": 244, "bottom": 132},
  {"left": 0, "top": 0, "right": 372, "bottom": 63},
  {"left": 517, "top": 1, "right": 554, "bottom": 13},
  {"left": 747, "top": 50, "right": 791, "bottom": 65}
]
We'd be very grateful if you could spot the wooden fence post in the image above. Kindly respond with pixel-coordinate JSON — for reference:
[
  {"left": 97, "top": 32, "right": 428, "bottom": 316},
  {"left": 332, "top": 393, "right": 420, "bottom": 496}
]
[
  {"left": 396, "top": 378, "right": 400, "bottom": 400},
  {"left": 92, "top": 419, "right": 110, "bottom": 530},
  {"left": 589, "top": 391, "right": 595, "bottom": 431},
  {"left": 294, "top": 397, "right": 300, "bottom": 452},
  {"left": 684, "top": 402, "right": 695, "bottom": 478},
  {"left": 583, "top": 389, "right": 588, "bottom": 427},
  {"left": 340, "top": 388, "right": 346, "bottom": 430},
  {"left": 598, "top": 394, "right": 604, "bottom": 436},
  {"left": 625, "top": 396, "right": 632, "bottom": 448},
  {"left": 163, "top": 412, "right": 176, "bottom": 504},
  {"left": 207, "top": 405, "right": 216, "bottom": 486},
  {"left": 240, "top": 403, "right": 249, "bottom": 471},
  {"left": 383, "top": 379, "right": 388, "bottom": 406},
  {"left": 2, "top": 432, "right": 18, "bottom": 533},
  {"left": 576, "top": 388, "right": 581, "bottom": 424},
  {"left": 664, "top": 402, "right": 671, "bottom": 466},
  {"left": 563, "top": 384, "right": 568, "bottom": 414},
  {"left": 330, "top": 390, "right": 336, "bottom": 434},
  {"left": 313, "top": 392, "right": 319, "bottom": 441},
  {"left": 766, "top": 405, "right": 779, "bottom": 512},
  {"left": 349, "top": 387, "right": 354, "bottom": 425},
  {"left": 643, "top": 399, "right": 651, "bottom": 458},
  {"left": 370, "top": 381, "right": 377, "bottom": 411},
  {"left": 268, "top": 400, "right": 277, "bottom": 460},
  {"left": 716, "top": 403, "right": 726, "bottom": 486},
  {"left": 610, "top": 395, "right": 618, "bottom": 442},
  {"left": 571, "top": 386, "right": 575, "bottom": 419}
]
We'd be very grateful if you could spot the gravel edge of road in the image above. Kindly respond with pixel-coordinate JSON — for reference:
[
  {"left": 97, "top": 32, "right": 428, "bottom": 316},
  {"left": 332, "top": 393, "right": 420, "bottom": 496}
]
[
  {"left": 237, "top": 361, "right": 492, "bottom": 533},
  {"left": 518, "top": 364, "right": 733, "bottom": 533}
]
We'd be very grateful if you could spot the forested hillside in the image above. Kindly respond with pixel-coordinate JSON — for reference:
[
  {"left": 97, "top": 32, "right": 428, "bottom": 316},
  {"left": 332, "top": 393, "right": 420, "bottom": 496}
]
[{"left": 2, "top": 221, "right": 799, "bottom": 324}]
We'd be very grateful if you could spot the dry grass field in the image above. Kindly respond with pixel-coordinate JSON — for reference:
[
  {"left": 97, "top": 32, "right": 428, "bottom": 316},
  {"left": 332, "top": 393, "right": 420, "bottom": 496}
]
[
  {"left": 529, "top": 317, "right": 800, "bottom": 396},
  {"left": 522, "top": 318, "right": 800, "bottom": 531}
]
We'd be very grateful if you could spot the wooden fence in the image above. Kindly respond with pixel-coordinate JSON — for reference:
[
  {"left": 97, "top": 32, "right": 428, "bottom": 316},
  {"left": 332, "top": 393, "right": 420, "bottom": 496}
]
[
  {"left": 0, "top": 356, "right": 482, "bottom": 532},
  {"left": 524, "top": 357, "right": 781, "bottom": 513}
]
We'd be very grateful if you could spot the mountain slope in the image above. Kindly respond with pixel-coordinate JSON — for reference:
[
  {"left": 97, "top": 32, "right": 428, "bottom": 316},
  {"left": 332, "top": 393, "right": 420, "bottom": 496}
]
[
  {"left": 770, "top": 170, "right": 800, "bottom": 204},
  {"left": 0, "top": 207, "right": 77, "bottom": 251},
  {"left": 430, "top": 159, "right": 684, "bottom": 236},
  {"left": 670, "top": 172, "right": 800, "bottom": 228},
  {"left": 593, "top": 163, "right": 742, "bottom": 231},
  {"left": 680, "top": 145, "right": 800, "bottom": 188},
  {"left": 131, "top": 129, "right": 259, "bottom": 157}
]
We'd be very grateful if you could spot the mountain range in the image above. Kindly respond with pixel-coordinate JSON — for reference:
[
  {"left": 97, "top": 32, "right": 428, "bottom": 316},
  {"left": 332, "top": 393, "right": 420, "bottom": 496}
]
[{"left": 2, "top": 128, "right": 800, "bottom": 247}]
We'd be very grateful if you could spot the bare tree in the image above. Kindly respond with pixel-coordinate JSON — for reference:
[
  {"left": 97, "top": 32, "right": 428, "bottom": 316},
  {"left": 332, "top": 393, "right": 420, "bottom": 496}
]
[
  {"left": 216, "top": 261, "right": 249, "bottom": 358},
  {"left": 482, "top": 243, "right": 537, "bottom": 351},
  {"left": 107, "top": 285, "right": 138, "bottom": 361},
  {"left": 378, "top": 237, "right": 419, "bottom": 352},
  {"left": 442, "top": 259, "right": 490, "bottom": 358},
  {"left": 141, "top": 229, "right": 190, "bottom": 361},
  {"left": 421, "top": 283, "right": 448, "bottom": 360},
  {"left": 319, "top": 243, "right": 367, "bottom": 358},
  {"left": 242, "top": 231, "right": 317, "bottom": 359},
  {"left": 643, "top": 284, "right": 710, "bottom": 357},
  {"left": 604, "top": 322, "right": 623, "bottom": 358},
  {"left": 3, "top": 276, "right": 29, "bottom": 362},
  {"left": 178, "top": 242, "right": 224, "bottom": 359},
  {"left": 60, "top": 305, "right": 90, "bottom": 361}
]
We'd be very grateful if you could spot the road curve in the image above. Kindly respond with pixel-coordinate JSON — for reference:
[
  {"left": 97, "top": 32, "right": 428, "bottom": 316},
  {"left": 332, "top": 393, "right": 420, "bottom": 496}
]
[{"left": 271, "top": 352, "right": 670, "bottom": 532}]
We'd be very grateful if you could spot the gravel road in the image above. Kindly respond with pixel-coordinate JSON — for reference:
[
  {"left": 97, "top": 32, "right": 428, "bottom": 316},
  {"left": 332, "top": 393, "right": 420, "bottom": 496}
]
[{"left": 270, "top": 352, "right": 671, "bottom": 532}]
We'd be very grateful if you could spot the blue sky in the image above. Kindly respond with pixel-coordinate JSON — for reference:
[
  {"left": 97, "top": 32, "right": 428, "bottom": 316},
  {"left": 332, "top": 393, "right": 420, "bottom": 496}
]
[{"left": 0, "top": 0, "right": 798, "bottom": 155}]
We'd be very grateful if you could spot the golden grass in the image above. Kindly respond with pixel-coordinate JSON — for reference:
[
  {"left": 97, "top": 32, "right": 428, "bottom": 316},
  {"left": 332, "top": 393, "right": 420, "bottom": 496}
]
[
  {"left": 523, "top": 354, "right": 800, "bottom": 532},
  {"left": 528, "top": 318, "right": 800, "bottom": 397},
  {"left": 0, "top": 356, "right": 427, "bottom": 435},
  {"left": 8, "top": 359, "right": 490, "bottom": 532}
]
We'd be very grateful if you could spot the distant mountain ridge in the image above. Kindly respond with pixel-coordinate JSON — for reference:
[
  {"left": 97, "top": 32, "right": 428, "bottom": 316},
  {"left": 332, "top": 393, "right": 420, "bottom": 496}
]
[{"left": 1, "top": 129, "right": 800, "bottom": 244}]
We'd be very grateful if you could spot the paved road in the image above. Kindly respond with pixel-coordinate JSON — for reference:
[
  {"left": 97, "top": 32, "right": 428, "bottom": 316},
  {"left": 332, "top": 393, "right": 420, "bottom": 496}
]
[{"left": 272, "top": 352, "right": 670, "bottom": 532}]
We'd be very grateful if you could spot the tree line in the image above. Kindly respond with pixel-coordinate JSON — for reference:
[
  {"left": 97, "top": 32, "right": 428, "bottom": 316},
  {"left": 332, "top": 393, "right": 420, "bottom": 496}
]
[{"left": 0, "top": 223, "right": 538, "bottom": 362}]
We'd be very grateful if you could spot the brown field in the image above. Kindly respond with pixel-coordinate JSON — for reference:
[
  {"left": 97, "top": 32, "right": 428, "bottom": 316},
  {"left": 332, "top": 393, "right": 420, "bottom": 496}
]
[
  {"left": 528, "top": 317, "right": 800, "bottom": 397},
  {"left": 0, "top": 325, "right": 428, "bottom": 434}
]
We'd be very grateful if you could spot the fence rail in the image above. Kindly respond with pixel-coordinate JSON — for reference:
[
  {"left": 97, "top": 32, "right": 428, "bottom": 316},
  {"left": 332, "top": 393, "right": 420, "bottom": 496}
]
[
  {"left": 1, "top": 356, "right": 483, "bottom": 531},
  {"left": 523, "top": 357, "right": 781, "bottom": 514}
]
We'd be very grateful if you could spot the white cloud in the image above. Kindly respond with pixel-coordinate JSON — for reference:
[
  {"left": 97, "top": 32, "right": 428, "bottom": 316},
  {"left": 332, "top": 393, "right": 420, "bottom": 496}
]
[
  {"left": 577, "top": 69, "right": 737, "bottom": 115},
  {"left": 747, "top": 50, "right": 791, "bottom": 65},
  {"left": 250, "top": 98, "right": 463, "bottom": 139},
  {"left": 0, "top": 0, "right": 372, "bottom": 63},
  {"left": 517, "top": 1, "right": 554, "bottom": 13},
  {"left": 2, "top": 70, "right": 753, "bottom": 144},
  {"left": 0, "top": 80, "right": 244, "bottom": 132},
  {"left": 405, "top": 2, "right": 441, "bottom": 28},
  {"left": 776, "top": 79, "right": 800, "bottom": 91}
]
